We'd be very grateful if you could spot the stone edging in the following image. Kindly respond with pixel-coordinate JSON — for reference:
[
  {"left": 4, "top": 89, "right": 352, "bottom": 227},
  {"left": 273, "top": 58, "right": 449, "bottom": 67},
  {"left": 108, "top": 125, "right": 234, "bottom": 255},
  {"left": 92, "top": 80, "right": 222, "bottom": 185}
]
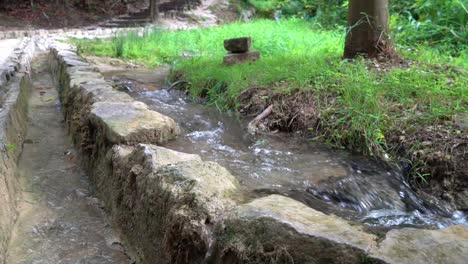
[
  {"left": 0, "top": 27, "right": 147, "bottom": 41},
  {"left": 0, "top": 38, "right": 35, "bottom": 264},
  {"left": 47, "top": 42, "right": 468, "bottom": 264}
]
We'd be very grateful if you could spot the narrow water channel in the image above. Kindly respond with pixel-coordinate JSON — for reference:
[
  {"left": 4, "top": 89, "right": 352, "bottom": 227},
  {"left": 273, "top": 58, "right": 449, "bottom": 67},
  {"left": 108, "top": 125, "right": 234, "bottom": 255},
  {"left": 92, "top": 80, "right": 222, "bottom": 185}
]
[
  {"left": 102, "top": 66, "right": 467, "bottom": 230},
  {"left": 7, "top": 53, "right": 130, "bottom": 263}
]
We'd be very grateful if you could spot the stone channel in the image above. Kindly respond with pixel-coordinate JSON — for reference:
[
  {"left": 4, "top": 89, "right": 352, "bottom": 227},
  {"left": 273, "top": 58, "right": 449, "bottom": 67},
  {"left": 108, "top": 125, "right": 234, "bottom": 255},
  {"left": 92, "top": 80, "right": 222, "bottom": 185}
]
[{"left": 0, "top": 34, "right": 466, "bottom": 264}]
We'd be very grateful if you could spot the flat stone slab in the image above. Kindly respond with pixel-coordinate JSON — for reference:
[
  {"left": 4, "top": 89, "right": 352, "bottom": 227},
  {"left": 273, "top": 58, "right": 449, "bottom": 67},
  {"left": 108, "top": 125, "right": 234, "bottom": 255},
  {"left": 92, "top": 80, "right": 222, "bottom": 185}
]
[
  {"left": 223, "top": 50, "right": 260, "bottom": 65},
  {"left": 214, "top": 194, "right": 377, "bottom": 263},
  {"left": 90, "top": 101, "right": 180, "bottom": 144},
  {"left": 137, "top": 144, "right": 202, "bottom": 167},
  {"left": 224, "top": 37, "right": 251, "bottom": 53},
  {"left": 238, "top": 195, "right": 377, "bottom": 249},
  {"left": 370, "top": 225, "right": 468, "bottom": 264},
  {"left": 76, "top": 82, "right": 134, "bottom": 104}
]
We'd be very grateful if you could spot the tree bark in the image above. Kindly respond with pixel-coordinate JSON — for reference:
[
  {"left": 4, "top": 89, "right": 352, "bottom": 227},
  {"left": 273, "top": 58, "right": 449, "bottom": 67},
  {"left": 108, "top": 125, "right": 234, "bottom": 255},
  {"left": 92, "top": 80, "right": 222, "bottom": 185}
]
[
  {"left": 344, "top": 0, "right": 393, "bottom": 58},
  {"left": 149, "top": 0, "right": 159, "bottom": 22}
]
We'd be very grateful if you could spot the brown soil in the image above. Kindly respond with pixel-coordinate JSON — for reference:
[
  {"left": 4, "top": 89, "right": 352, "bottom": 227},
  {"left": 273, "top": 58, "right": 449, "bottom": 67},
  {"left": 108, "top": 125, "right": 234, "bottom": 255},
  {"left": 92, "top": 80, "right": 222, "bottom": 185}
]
[
  {"left": 388, "top": 121, "right": 468, "bottom": 210},
  {"left": 237, "top": 86, "right": 468, "bottom": 211},
  {"left": 0, "top": 0, "right": 126, "bottom": 30}
]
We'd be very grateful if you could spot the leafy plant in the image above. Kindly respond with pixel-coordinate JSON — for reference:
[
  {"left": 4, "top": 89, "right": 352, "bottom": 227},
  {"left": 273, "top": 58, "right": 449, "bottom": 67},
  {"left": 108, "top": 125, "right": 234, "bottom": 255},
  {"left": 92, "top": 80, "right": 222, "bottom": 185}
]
[{"left": 392, "top": 0, "right": 467, "bottom": 52}]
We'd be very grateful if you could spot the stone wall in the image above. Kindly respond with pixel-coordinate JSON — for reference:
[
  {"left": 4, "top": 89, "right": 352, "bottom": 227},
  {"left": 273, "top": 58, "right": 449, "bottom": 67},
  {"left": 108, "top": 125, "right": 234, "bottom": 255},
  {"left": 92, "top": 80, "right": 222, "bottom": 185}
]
[
  {"left": 0, "top": 39, "right": 34, "bottom": 264},
  {"left": 48, "top": 43, "right": 468, "bottom": 264}
]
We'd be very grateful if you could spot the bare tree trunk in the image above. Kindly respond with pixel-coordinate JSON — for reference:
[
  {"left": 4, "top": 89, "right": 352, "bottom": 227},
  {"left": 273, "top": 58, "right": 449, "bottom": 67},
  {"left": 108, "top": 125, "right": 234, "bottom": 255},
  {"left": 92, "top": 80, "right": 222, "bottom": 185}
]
[
  {"left": 344, "top": 0, "right": 393, "bottom": 58},
  {"left": 149, "top": 0, "right": 159, "bottom": 22}
]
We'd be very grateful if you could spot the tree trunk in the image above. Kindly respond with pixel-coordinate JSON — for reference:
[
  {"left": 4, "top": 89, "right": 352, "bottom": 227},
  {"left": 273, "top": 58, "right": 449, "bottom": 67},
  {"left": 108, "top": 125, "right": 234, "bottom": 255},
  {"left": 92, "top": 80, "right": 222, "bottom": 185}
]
[
  {"left": 149, "top": 0, "right": 159, "bottom": 22},
  {"left": 344, "top": 0, "right": 393, "bottom": 58}
]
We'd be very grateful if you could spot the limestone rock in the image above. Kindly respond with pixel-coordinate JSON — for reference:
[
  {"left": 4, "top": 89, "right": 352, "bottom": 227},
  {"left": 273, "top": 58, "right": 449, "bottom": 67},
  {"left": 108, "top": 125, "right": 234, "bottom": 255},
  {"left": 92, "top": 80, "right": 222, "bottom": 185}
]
[
  {"left": 102, "top": 144, "right": 239, "bottom": 263},
  {"left": 211, "top": 194, "right": 378, "bottom": 263},
  {"left": 370, "top": 225, "right": 468, "bottom": 264},
  {"left": 136, "top": 144, "right": 201, "bottom": 167},
  {"left": 224, "top": 37, "right": 251, "bottom": 53},
  {"left": 223, "top": 50, "right": 260, "bottom": 65},
  {"left": 77, "top": 82, "right": 134, "bottom": 104},
  {"left": 90, "top": 101, "right": 180, "bottom": 145}
]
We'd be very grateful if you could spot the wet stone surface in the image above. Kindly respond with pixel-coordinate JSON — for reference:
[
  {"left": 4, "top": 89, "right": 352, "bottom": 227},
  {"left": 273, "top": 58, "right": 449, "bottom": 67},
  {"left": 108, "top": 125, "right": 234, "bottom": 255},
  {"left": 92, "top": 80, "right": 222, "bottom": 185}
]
[{"left": 6, "top": 53, "right": 130, "bottom": 264}]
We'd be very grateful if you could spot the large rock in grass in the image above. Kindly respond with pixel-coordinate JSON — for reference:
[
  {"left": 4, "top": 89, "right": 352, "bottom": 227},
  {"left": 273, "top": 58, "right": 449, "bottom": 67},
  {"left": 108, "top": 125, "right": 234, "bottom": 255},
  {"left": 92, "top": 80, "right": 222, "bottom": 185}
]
[
  {"left": 224, "top": 37, "right": 251, "bottom": 53},
  {"left": 223, "top": 50, "right": 260, "bottom": 65}
]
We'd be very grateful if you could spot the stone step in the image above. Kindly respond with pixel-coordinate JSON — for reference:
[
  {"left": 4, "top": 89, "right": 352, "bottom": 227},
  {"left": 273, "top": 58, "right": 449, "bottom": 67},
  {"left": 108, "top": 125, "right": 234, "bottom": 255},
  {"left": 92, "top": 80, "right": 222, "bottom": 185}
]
[
  {"left": 124, "top": 13, "right": 150, "bottom": 19},
  {"left": 101, "top": 18, "right": 150, "bottom": 28},
  {"left": 110, "top": 19, "right": 150, "bottom": 25},
  {"left": 128, "top": 10, "right": 150, "bottom": 17},
  {"left": 101, "top": 23, "right": 144, "bottom": 28},
  {"left": 119, "top": 15, "right": 149, "bottom": 20},
  {"left": 102, "top": 23, "right": 135, "bottom": 28}
]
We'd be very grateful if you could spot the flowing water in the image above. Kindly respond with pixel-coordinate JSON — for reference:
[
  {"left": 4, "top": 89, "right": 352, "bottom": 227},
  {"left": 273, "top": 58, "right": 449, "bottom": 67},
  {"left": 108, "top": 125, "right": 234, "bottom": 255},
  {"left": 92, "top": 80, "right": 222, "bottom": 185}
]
[{"left": 101, "top": 67, "right": 467, "bottom": 229}]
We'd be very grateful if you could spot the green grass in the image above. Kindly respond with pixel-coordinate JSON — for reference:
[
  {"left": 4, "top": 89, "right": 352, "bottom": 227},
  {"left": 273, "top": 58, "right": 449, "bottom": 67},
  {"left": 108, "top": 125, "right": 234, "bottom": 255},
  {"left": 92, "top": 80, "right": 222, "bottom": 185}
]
[
  {"left": 72, "top": 19, "right": 467, "bottom": 160},
  {"left": 246, "top": 0, "right": 280, "bottom": 14}
]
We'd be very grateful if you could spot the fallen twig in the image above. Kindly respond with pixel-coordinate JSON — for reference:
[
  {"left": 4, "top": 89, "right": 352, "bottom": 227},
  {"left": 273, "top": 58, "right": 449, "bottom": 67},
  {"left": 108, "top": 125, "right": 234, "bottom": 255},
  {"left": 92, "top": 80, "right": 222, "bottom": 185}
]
[
  {"left": 247, "top": 104, "right": 273, "bottom": 134},
  {"left": 168, "top": 80, "right": 189, "bottom": 91}
]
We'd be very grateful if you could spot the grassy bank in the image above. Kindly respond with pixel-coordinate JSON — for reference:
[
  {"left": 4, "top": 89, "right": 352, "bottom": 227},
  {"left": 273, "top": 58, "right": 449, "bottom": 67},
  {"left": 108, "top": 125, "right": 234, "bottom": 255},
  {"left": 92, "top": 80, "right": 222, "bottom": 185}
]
[{"left": 72, "top": 19, "right": 467, "bottom": 187}]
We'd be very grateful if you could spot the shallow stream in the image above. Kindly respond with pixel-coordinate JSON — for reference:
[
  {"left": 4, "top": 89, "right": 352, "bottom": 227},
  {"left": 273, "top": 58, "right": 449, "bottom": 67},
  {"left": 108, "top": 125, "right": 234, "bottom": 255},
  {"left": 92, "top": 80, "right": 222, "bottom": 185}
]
[{"left": 101, "top": 66, "right": 467, "bottom": 229}]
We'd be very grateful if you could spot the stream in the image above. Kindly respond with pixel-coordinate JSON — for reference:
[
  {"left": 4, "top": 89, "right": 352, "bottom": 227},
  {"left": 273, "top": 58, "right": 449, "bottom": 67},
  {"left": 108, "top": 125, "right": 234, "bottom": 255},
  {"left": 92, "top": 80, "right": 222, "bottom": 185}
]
[{"left": 101, "top": 66, "right": 467, "bottom": 230}]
